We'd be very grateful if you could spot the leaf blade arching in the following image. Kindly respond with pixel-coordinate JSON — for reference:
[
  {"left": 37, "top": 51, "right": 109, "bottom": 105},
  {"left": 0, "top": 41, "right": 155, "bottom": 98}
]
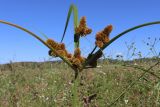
[
  {"left": 101, "top": 21, "right": 160, "bottom": 51},
  {"left": 0, "top": 20, "right": 73, "bottom": 68},
  {"left": 61, "top": 4, "right": 79, "bottom": 43},
  {"left": 83, "top": 21, "right": 160, "bottom": 69}
]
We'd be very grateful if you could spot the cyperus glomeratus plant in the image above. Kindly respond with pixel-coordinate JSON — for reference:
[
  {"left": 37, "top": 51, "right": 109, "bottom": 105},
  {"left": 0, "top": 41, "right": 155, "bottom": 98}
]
[{"left": 0, "top": 4, "right": 160, "bottom": 80}]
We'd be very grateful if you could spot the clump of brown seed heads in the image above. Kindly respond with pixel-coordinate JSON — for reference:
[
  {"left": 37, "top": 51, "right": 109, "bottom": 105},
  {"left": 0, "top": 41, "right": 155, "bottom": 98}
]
[
  {"left": 75, "top": 16, "right": 92, "bottom": 36},
  {"left": 46, "top": 39, "right": 69, "bottom": 57},
  {"left": 46, "top": 17, "right": 113, "bottom": 69},
  {"left": 95, "top": 25, "right": 113, "bottom": 48},
  {"left": 46, "top": 39, "right": 85, "bottom": 68},
  {"left": 71, "top": 48, "right": 85, "bottom": 68}
]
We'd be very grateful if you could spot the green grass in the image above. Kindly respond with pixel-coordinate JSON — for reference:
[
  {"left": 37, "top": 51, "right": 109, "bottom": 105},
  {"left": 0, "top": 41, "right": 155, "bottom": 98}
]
[{"left": 0, "top": 59, "right": 159, "bottom": 107}]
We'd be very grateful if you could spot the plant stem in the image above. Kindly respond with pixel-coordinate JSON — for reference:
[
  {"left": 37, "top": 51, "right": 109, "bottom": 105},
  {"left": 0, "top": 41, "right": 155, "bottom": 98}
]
[
  {"left": 90, "top": 46, "right": 97, "bottom": 55},
  {"left": 83, "top": 21, "right": 160, "bottom": 69},
  {"left": 61, "top": 4, "right": 78, "bottom": 43},
  {"left": 0, "top": 20, "right": 74, "bottom": 70},
  {"left": 108, "top": 61, "right": 160, "bottom": 107},
  {"left": 123, "top": 64, "right": 160, "bottom": 79}
]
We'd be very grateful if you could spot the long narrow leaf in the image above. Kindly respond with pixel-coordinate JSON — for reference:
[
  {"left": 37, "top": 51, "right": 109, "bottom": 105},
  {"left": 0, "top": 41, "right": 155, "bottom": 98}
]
[
  {"left": 61, "top": 4, "right": 79, "bottom": 43},
  {"left": 101, "top": 21, "right": 160, "bottom": 50},
  {"left": 108, "top": 61, "right": 160, "bottom": 106},
  {"left": 0, "top": 20, "right": 73, "bottom": 68},
  {"left": 83, "top": 21, "right": 160, "bottom": 70}
]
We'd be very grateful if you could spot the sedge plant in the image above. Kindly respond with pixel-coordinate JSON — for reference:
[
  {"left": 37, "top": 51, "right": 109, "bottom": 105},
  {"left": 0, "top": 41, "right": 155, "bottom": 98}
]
[
  {"left": 1, "top": 4, "right": 160, "bottom": 106},
  {"left": 0, "top": 4, "right": 160, "bottom": 80}
]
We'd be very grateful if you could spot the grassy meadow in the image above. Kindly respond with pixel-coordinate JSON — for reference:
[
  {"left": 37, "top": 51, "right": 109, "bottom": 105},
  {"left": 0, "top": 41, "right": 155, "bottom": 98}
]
[
  {"left": 0, "top": 59, "right": 159, "bottom": 107},
  {"left": 0, "top": 4, "right": 160, "bottom": 107}
]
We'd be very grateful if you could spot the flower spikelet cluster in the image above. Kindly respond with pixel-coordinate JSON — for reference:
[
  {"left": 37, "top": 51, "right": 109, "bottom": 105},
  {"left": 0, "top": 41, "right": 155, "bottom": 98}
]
[
  {"left": 70, "top": 48, "right": 85, "bottom": 68},
  {"left": 46, "top": 39, "right": 71, "bottom": 58},
  {"left": 95, "top": 25, "right": 113, "bottom": 48},
  {"left": 46, "top": 39, "right": 86, "bottom": 68},
  {"left": 75, "top": 16, "right": 92, "bottom": 36}
]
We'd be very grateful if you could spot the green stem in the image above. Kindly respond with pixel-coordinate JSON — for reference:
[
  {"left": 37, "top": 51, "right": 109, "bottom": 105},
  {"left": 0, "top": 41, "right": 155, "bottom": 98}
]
[
  {"left": 0, "top": 20, "right": 74, "bottom": 70},
  {"left": 83, "top": 21, "right": 160, "bottom": 70},
  {"left": 61, "top": 4, "right": 79, "bottom": 43},
  {"left": 108, "top": 61, "right": 160, "bottom": 107},
  {"left": 123, "top": 64, "right": 160, "bottom": 79},
  {"left": 90, "top": 46, "right": 97, "bottom": 55}
]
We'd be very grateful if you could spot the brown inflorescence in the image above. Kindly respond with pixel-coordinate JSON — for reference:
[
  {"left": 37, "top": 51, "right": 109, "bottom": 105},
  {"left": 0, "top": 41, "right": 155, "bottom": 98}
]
[
  {"left": 74, "top": 48, "right": 81, "bottom": 57},
  {"left": 46, "top": 39, "right": 85, "bottom": 69},
  {"left": 69, "top": 48, "right": 86, "bottom": 68},
  {"left": 46, "top": 39, "right": 70, "bottom": 58},
  {"left": 95, "top": 25, "right": 113, "bottom": 48},
  {"left": 46, "top": 39, "right": 58, "bottom": 49},
  {"left": 75, "top": 16, "right": 92, "bottom": 36},
  {"left": 95, "top": 40, "right": 104, "bottom": 48},
  {"left": 103, "top": 25, "right": 113, "bottom": 36}
]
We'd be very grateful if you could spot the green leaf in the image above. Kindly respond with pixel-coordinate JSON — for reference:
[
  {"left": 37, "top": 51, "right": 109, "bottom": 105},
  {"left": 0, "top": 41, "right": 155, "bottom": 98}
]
[
  {"left": 61, "top": 4, "right": 79, "bottom": 43},
  {"left": 0, "top": 20, "right": 73, "bottom": 69},
  {"left": 101, "top": 21, "right": 160, "bottom": 50},
  {"left": 83, "top": 21, "right": 160, "bottom": 69}
]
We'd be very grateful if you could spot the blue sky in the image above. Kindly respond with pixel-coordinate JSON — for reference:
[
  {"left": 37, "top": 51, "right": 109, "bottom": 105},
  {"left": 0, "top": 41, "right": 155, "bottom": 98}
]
[{"left": 0, "top": 0, "right": 160, "bottom": 64}]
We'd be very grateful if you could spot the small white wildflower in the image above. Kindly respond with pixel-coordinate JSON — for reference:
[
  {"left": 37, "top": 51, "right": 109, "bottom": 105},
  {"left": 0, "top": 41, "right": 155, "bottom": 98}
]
[
  {"left": 106, "top": 90, "right": 109, "bottom": 93},
  {"left": 134, "top": 63, "right": 137, "bottom": 65},
  {"left": 62, "top": 96, "right": 66, "bottom": 101},
  {"left": 68, "top": 81, "right": 73, "bottom": 85},
  {"left": 124, "top": 99, "right": 128, "bottom": 104},
  {"left": 99, "top": 71, "right": 106, "bottom": 75},
  {"left": 40, "top": 95, "right": 45, "bottom": 98},
  {"left": 46, "top": 97, "right": 49, "bottom": 101},
  {"left": 97, "top": 65, "right": 102, "bottom": 68},
  {"left": 54, "top": 99, "right": 57, "bottom": 102}
]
